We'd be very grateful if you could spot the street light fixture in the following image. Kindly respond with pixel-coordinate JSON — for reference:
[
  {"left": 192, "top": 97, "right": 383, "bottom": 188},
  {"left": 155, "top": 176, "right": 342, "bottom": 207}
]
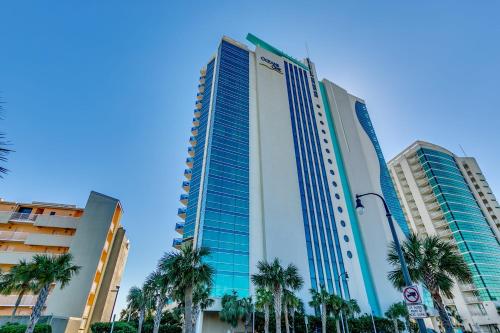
[{"left": 355, "top": 193, "right": 427, "bottom": 333}]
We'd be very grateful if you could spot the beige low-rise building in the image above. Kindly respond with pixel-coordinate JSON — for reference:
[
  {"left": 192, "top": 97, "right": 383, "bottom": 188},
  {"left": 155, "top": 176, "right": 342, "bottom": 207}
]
[{"left": 0, "top": 191, "right": 129, "bottom": 333}]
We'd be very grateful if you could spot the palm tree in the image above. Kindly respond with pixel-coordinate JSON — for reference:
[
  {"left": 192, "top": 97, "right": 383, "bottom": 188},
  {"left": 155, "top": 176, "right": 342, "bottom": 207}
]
[
  {"left": 191, "top": 284, "right": 214, "bottom": 332},
  {"left": 0, "top": 260, "right": 37, "bottom": 321},
  {"left": 220, "top": 291, "right": 244, "bottom": 333},
  {"left": 284, "top": 292, "right": 301, "bottom": 333},
  {"left": 160, "top": 243, "right": 213, "bottom": 333},
  {"left": 145, "top": 269, "right": 171, "bottom": 333},
  {"left": 385, "top": 302, "right": 408, "bottom": 333},
  {"left": 283, "top": 268, "right": 304, "bottom": 333},
  {"left": 25, "top": 253, "right": 80, "bottom": 333},
  {"left": 388, "top": 233, "right": 473, "bottom": 333},
  {"left": 343, "top": 299, "right": 361, "bottom": 333},
  {"left": 309, "top": 286, "right": 330, "bottom": 333},
  {"left": 240, "top": 296, "right": 254, "bottom": 333},
  {"left": 328, "top": 293, "right": 345, "bottom": 333},
  {"left": 255, "top": 288, "right": 273, "bottom": 333},
  {"left": 126, "top": 286, "right": 150, "bottom": 333},
  {"left": 252, "top": 258, "right": 302, "bottom": 333}
]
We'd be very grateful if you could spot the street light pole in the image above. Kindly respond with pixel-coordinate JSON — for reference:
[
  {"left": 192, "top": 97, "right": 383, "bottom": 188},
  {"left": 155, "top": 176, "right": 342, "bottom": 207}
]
[
  {"left": 109, "top": 285, "right": 121, "bottom": 322},
  {"left": 338, "top": 272, "right": 349, "bottom": 333},
  {"left": 355, "top": 193, "right": 427, "bottom": 333}
]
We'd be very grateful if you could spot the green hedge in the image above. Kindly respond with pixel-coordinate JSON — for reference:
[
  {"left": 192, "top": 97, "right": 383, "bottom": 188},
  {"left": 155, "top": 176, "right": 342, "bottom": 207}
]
[
  {"left": 90, "top": 322, "right": 135, "bottom": 333},
  {"left": 0, "top": 323, "right": 51, "bottom": 333}
]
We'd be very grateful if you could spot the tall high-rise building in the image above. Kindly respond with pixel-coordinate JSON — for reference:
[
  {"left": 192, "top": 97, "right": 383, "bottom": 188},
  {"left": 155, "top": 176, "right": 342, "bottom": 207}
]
[
  {"left": 174, "top": 34, "right": 409, "bottom": 332},
  {"left": 0, "top": 191, "right": 129, "bottom": 333},
  {"left": 388, "top": 141, "right": 500, "bottom": 333}
]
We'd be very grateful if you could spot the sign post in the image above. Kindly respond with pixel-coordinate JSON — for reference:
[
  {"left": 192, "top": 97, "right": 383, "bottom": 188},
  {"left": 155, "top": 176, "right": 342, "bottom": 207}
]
[{"left": 403, "top": 285, "right": 428, "bottom": 320}]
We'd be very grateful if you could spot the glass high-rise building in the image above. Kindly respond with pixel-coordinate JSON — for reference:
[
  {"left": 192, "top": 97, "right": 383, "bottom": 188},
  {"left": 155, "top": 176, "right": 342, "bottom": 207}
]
[
  {"left": 389, "top": 141, "right": 500, "bottom": 333},
  {"left": 174, "top": 34, "right": 409, "bottom": 332}
]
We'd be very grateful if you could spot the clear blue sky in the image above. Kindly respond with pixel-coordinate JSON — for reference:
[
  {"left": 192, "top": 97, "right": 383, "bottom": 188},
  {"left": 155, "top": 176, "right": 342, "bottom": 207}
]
[{"left": 1, "top": 1, "right": 499, "bottom": 313}]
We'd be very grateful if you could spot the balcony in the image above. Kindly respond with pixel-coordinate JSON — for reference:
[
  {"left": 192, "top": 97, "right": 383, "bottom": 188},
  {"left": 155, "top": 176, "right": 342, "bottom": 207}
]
[
  {"left": 192, "top": 118, "right": 200, "bottom": 127},
  {"left": 198, "top": 84, "right": 205, "bottom": 93},
  {"left": 177, "top": 208, "right": 186, "bottom": 219},
  {"left": 434, "top": 220, "right": 449, "bottom": 229},
  {"left": 416, "top": 178, "right": 429, "bottom": 187},
  {"left": 422, "top": 194, "right": 435, "bottom": 203},
  {"left": 196, "top": 93, "right": 203, "bottom": 101},
  {"left": 437, "top": 229, "right": 452, "bottom": 238},
  {"left": 9, "top": 212, "right": 38, "bottom": 223},
  {"left": 186, "top": 157, "right": 194, "bottom": 168},
  {"left": 414, "top": 171, "right": 426, "bottom": 179},
  {"left": 0, "top": 211, "right": 78, "bottom": 229},
  {"left": 191, "top": 127, "right": 198, "bottom": 136},
  {"left": 189, "top": 136, "right": 197, "bottom": 147},
  {"left": 427, "top": 202, "right": 441, "bottom": 211},
  {"left": 430, "top": 210, "right": 444, "bottom": 220},
  {"left": 0, "top": 231, "right": 28, "bottom": 242},
  {"left": 172, "top": 238, "right": 182, "bottom": 250},
  {"left": 184, "top": 168, "right": 192, "bottom": 180},
  {"left": 200, "top": 68, "right": 206, "bottom": 76},
  {"left": 199, "top": 77, "right": 205, "bottom": 85},
  {"left": 194, "top": 109, "right": 201, "bottom": 118},
  {"left": 465, "top": 296, "right": 482, "bottom": 304},
  {"left": 420, "top": 186, "right": 433, "bottom": 195},
  {"left": 175, "top": 223, "right": 184, "bottom": 235},
  {"left": 0, "top": 294, "right": 37, "bottom": 307},
  {"left": 182, "top": 181, "right": 190, "bottom": 192},
  {"left": 187, "top": 147, "right": 195, "bottom": 158},
  {"left": 195, "top": 101, "right": 202, "bottom": 110},
  {"left": 25, "top": 234, "right": 72, "bottom": 247},
  {"left": 180, "top": 194, "right": 189, "bottom": 205},
  {"left": 460, "top": 284, "right": 477, "bottom": 292}
]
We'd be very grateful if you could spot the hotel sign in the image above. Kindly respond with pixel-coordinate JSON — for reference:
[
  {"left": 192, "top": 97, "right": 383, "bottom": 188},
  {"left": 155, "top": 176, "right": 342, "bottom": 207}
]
[{"left": 259, "top": 56, "right": 283, "bottom": 74}]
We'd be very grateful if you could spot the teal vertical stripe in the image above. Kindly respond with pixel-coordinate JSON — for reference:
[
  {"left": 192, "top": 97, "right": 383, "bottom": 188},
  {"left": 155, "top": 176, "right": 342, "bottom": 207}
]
[{"left": 319, "top": 82, "right": 381, "bottom": 316}]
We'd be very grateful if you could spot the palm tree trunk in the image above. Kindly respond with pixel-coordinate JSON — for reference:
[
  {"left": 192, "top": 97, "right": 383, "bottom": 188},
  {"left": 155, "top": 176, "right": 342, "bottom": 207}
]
[
  {"left": 284, "top": 302, "right": 290, "bottom": 333},
  {"left": 432, "top": 293, "right": 454, "bottom": 333},
  {"left": 153, "top": 296, "right": 166, "bottom": 333},
  {"left": 185, "top": 286, "right": 194, "bottom": 333},
  {"left": 291, "top": 310, "right": 295, "bottom": 333},
  {"left": 192, "top": 305, "right": 200, "bottom": 333},
  {"left": 393, "top": 319, "right": 399, "bottom": 333},
  {"left": 138, "top": 308, "right": 145, "bottom": 333},
  {"left": 11, "top": 289, "right": 26, "bottom": 322},
  {"left": 25, "top": 284, "right": 50, "bottom": 333},
  {"left": 273, "top": 286, "right": 282, "bottom": 333},
  {"left": 264, "top": 304, "right": 270, "bottom": 333},
  {"left": 321, "top": 303, "right": 327, "bottom": 333},
  {"left": 335, "top": 319, "right": 340, "bottom": 333}
]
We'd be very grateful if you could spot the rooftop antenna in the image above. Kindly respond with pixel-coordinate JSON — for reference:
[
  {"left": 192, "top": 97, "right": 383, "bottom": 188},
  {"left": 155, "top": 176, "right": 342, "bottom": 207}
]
[
  {"left": 459, "top": 144, "right": 467, "bottom": 157},
  {"left": 305, "top": 42, "right": 311, "bottom": 60}
]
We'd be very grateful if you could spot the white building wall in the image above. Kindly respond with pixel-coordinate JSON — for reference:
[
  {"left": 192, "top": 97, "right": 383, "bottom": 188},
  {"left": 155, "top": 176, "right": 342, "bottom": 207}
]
[
  {"left": 253, "top": 46, "right": 312, "bottom": 304},
  {"left": 321, "top": 80, "right": 405, "bottom": 315}
]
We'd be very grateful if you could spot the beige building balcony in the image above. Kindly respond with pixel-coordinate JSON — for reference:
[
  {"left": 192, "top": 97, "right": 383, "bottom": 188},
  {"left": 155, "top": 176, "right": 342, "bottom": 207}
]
[
  {"left": 0, "top": 294, "right": 37, "bottom": 307},
  {"left": 24, "top": 233, "right": 73, "bottom": 247}
]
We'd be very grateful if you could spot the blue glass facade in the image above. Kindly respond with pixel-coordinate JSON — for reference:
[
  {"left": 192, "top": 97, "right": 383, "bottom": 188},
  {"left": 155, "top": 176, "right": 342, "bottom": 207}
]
[
  {"left": 195, "top": 41, "right": 250, "bottom": 297},
  {"left": 183, "top": 59, "right": 215, "bottom": 239},
  {"left": 354, "top": 102, "right": 410, "bottom": 235},
  {"left": 284, "top": 61, "right": 348, "bottom": 297},
  {"left": 417, "top": 147, "right": 500, "bottom": 301}
]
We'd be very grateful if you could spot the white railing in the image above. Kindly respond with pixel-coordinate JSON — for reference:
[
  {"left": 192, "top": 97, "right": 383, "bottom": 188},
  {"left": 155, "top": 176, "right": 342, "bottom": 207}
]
[
  {"left": 0, "top": 231, "right": 29, "bottom": 242},
  {"left": 9, "top": 212, "right": 38, "bottom": 222},
  {"left": 0, "top": 211, "right": 77, "bottom": 225},
  {"left": 465, "top": 296, "right": 481, "bottom": 304}
]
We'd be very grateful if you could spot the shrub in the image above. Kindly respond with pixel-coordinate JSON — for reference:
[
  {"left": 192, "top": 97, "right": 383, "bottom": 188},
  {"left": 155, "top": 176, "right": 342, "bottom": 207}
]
[
  {"left": 0, "top": 323, "right": 51, "bottom": 333},
  {"left": 90, "top": 322, "right": 135, "bottom": 333}
]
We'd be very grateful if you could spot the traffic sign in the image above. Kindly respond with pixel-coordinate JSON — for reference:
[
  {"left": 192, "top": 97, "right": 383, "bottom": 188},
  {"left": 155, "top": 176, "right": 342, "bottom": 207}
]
[
  {"left": 406, "top": 303, "right": 428, "bottom": 319},
  {"left": 403, "top": 285, "right": 421, "bottom": 304}
]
